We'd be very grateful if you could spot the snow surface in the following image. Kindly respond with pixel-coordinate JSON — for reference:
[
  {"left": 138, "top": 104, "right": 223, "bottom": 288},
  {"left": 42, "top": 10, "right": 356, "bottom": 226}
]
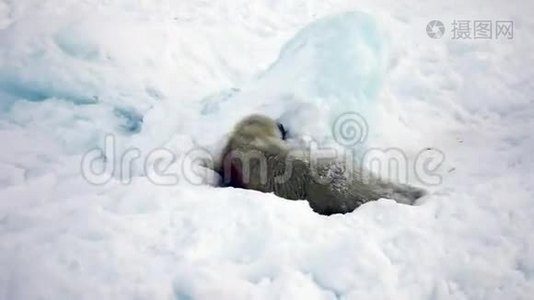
[{"left": 1, "top": 0, "right": 534, "bottom": 299}]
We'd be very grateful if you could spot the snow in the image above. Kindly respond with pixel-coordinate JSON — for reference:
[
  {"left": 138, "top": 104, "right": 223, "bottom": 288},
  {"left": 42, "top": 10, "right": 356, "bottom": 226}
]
[{"left": 1, "top": 0, "right": 534, "bottom": 299}]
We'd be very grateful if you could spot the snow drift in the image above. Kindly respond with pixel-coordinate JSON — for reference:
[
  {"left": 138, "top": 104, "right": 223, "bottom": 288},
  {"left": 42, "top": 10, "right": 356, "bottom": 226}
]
[{"left": 1, "top": 0, "right": 534, "bottom": 299}]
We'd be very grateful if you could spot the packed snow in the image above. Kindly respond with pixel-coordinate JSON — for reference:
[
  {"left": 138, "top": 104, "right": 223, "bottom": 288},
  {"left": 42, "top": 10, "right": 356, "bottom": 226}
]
[{"left": 1, "top": 0, "right": 534, "bottom": 299}]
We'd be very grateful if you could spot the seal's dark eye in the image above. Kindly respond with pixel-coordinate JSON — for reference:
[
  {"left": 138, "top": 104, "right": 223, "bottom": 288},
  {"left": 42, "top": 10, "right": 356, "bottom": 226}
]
[{"left": 277, "top": 122, "right": 288, "bottom": 140}]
